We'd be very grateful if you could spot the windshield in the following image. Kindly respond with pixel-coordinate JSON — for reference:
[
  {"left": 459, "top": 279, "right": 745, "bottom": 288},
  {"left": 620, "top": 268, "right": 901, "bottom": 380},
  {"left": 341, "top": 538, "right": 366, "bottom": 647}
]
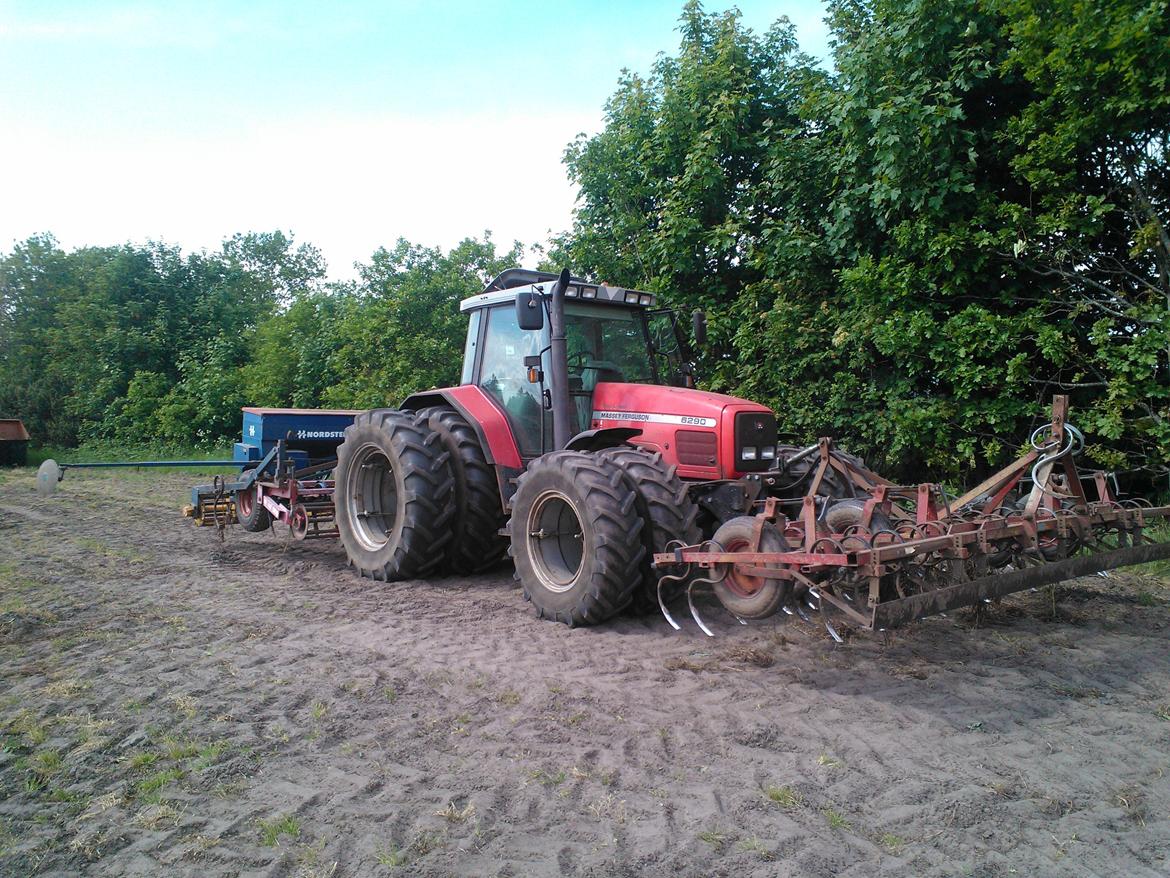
[{"left": 563, "top": 302, "right": 654, "bottom": 388}]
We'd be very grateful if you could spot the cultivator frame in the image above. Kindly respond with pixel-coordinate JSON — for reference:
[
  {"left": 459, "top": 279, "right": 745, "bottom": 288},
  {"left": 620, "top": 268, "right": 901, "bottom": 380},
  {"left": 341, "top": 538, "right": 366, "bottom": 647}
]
[
  {"left": 189, "top": 439, "right": 340, "bottom": 540},
  {"left": 654, "top": 397, "right": 1170, "bottom": 637}
]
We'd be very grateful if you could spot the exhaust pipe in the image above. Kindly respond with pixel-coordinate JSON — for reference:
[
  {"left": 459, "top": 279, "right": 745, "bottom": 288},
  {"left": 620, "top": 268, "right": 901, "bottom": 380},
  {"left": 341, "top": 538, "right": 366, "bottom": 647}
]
[{"left": 549, "top": 267, "right": 574, "bottom": 450}]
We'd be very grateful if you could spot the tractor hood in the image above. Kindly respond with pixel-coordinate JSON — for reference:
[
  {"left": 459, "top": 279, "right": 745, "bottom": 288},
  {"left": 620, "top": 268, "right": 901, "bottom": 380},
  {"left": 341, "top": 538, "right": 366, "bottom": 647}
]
[{"left": 588, "top": 383, "right": 775, "bottom": 479}]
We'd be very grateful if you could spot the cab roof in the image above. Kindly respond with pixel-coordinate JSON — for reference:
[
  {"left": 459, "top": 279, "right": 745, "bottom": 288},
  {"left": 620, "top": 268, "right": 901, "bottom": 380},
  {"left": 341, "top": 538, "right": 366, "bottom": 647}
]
[{"left": 459, "top": 268, "right": 657, "bottom": 312}]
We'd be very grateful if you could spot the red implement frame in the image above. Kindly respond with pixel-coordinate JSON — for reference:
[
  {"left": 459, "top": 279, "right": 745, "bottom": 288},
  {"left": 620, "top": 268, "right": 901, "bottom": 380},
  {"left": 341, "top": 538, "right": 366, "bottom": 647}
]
[{"left": 654, "top": 397, "right": 1170, "bottom": 631}]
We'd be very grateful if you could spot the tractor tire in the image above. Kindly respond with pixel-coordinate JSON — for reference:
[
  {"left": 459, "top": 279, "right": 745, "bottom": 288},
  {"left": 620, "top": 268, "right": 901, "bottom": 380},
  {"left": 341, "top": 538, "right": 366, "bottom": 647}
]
[
  {"left": 235, "top": 481, "right": 271, "bottom": 532},
  {"left": 335, "top": 408, "right": 454, "bottom": 581},
  {"left": 775, "top": 445, "right": 869, "bottom": 499},
  {"left": 710, "top": 516, "right": 791, "bottom": 620},
  {"left": 823, "top": 498, "right": 893, "bottom": 536},
  {"left": 509, "top": 451, "right": 645, "bottom": 626},
  {"left": 418, "top": 405, "right": 507, "bottom": 574},
  {"left": 597, "top": 446, "right": 701, "bottom": 613}
]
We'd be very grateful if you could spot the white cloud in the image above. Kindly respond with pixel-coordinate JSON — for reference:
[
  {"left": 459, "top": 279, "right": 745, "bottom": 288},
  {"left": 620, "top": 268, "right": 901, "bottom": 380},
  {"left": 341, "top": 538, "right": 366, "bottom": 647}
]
[{"left": 0, "top": 110, "right": 601, "bottom": 279}]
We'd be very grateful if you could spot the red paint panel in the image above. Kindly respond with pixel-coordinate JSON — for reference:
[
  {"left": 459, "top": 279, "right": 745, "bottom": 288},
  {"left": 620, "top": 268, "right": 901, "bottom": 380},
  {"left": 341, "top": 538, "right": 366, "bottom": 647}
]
[
  {"left": 590, "top": 383, "right": 772, "bottom": 480},
  {"left": 438, "top": 385, "right": 524, "bottom": 468}
]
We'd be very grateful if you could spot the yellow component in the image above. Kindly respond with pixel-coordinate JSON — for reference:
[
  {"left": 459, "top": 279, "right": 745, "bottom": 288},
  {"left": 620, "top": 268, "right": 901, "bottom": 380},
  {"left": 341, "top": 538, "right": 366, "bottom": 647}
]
[{"left": 192, "top": 500, "right": 236, "bottom": 527}]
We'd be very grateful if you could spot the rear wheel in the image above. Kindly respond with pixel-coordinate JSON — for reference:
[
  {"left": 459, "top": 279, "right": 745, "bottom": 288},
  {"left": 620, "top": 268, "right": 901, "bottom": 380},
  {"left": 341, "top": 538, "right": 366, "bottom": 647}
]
[
  {"left": 335, "top": 408, "right": 454, "bottom": 581},
  {"left": 418, "top": 406, "right": 507, "bottom": 573},
  {"left": 597, "top": 446, "right": 700, "bottom": 612},
  {"left": 711, "top": 516, "right": 791, "bottom": 620},
  {"left": 509, "top": 451, "right": 645, "bottom": 626}
]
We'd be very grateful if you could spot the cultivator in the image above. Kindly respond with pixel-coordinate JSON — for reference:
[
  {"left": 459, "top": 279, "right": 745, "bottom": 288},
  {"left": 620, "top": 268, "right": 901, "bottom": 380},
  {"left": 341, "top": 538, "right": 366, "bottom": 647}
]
[{"left": 654, "top": 396, "right": 1170, "bottom": 637}]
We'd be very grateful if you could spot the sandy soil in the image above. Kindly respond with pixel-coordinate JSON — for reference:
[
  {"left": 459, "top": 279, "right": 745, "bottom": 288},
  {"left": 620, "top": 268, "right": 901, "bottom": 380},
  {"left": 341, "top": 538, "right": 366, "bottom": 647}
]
[{"left": 1, "top": 467, "right": 1169, "bottom": 878}]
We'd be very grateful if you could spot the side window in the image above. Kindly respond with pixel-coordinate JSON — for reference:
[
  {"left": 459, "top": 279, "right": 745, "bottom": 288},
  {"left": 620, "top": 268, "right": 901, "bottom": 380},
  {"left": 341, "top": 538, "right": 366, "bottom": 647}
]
[
  {"left": 477, "top": 305, "right": 547, "bottom": 456},
  {"left": 459, "top": 309, "right": 481, "bottom": 385}
]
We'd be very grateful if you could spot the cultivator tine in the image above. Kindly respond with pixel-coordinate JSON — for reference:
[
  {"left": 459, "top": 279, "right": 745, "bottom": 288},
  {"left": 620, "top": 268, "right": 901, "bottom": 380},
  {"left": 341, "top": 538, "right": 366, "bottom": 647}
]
[
  {"left": 824, "top": 620, "right": 844, "bottom": 643},
  {"left": 686, "top": 580, "right": 715, "bottom": 637},
  {"left": 656, "top": 571, "right": 686, "bottom": 632},
  {"left": 795, "top": 604, "right": 811, "bottom": 623}
]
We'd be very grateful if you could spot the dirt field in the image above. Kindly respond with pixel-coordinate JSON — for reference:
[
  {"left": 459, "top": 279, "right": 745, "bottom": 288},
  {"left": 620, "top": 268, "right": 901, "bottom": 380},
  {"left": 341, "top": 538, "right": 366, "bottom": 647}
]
[{"left": 1, "top": 468, "right": 1169, "bottom": 878}]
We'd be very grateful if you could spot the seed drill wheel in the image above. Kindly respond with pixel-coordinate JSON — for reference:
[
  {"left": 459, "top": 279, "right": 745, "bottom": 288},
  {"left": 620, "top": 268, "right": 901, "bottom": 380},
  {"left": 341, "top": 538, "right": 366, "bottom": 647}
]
[
  {"left": 597, "top": 446, "right": 700, "bottom": 613},
  {"left": 417, "top": 406, "right": 507, "bottom": 574},
  {"left": 334, "top": 409, "right": 454, "bottom": 581},
  {"left": 236, "top": 482, "right": 271, "bottom": 532},
  {"left": 711, "top": 516, "right": 791, "bottom": 620},
  {"left": 509, "top": 451, "right": 645, "bottom": 626}
]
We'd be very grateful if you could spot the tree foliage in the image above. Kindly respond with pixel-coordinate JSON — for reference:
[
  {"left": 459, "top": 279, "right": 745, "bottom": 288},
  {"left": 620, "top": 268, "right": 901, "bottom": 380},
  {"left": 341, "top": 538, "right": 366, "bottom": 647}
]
[
  {"left": 560, "top": 0, "right": 1169, "bottom": 487},
  {"left": 1, "top": 0, "right": 1166, "bottom": 492},
  {"left": 0, "top": 231, "right": 517, "bottom": 449}
]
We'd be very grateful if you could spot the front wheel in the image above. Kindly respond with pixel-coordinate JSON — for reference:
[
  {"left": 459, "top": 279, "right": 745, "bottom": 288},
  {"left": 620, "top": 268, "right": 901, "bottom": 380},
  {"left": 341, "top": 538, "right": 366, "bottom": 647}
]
[{"left": 509, "top": 451, "right": 645, "bottom": 626}]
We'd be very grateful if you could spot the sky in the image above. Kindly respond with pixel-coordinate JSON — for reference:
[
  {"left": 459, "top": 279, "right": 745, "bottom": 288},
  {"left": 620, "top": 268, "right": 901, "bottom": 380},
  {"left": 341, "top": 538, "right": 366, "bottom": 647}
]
[{"left": 0, "top": 1, "right": 830, "bottom": 280}]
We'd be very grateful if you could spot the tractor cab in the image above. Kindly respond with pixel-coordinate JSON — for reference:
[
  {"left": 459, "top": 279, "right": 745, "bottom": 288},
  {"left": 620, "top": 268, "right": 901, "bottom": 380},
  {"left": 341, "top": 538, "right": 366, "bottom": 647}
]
[{"left": 458, "top": 269, "right": 695, "bottom": 457}]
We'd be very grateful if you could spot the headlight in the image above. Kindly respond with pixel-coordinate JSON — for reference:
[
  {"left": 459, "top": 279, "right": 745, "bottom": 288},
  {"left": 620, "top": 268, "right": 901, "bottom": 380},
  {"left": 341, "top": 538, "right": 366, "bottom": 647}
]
[
  {"left": 741, "top": 446, "right": 758, "bottom": 460},
  {"left": 760, "top": 446, "right": 776, "bottom": 460}
]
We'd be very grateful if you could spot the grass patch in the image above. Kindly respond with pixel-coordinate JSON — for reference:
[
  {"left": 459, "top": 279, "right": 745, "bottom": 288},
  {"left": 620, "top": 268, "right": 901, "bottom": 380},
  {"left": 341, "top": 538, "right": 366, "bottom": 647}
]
[
  {"left": 32, "top": 749, "right": 64, "bottom": 776},
  {"left": 375, "top": 843, "right": 407, "bottom": 867},
  {"left": 737, "top": 836, "right": 773, "bottom": 859},
  {"left": 823, "top": 807, "right": 851, "bottom": 830},
  {"left": 817, "top": 753, "right": 843, "bottom": 769},
  {"left": 698, "top": 829, "right": 728, "bottom": 851},
  {"left": 163, "top": 736, "right": 201, "bottom": 760},
  {"left": 879, "top": 833, "right": 905, "bottom": 852},
  {"left": 435, "top": 801, "right": 476, "bottom": 823},
  {"left": 136, "top": 767, "right": 185, "bottom": 802},
  {"left": 763, "top": 784, "right": 801, "bottom": 809},
  {"left": 257, "top": 813, "right": 301, "bottom": 846},
  {"left": 497, "top": 689, "right": 521, "bottom": 706},
  {"left": 528, "top": 768, "right": 567, "bottom": 787},
  {"left": 310, "top": 701, "right": 328, "bottom": 721}
]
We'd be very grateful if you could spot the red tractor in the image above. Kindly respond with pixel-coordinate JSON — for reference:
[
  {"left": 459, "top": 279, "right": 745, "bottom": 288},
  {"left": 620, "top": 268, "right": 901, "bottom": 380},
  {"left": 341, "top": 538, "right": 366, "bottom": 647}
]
[{"left": 333, "top": 268, "right": 796, "bottom": 625}]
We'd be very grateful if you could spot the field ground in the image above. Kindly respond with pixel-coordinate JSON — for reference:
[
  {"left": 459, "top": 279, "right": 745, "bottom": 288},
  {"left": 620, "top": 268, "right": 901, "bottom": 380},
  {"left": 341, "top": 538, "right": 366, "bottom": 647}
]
[{"left": 1, "top": 467, "right": 1169, "bottom": 877}]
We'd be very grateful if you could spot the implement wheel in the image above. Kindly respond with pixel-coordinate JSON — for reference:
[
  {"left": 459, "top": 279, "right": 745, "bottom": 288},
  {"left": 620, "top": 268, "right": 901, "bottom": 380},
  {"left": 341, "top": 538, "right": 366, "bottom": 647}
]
[
  {"left": 236, "top": 481, "right": 271, "bottom": 532},
  {"left": 711, "top": 516, "right": 791, "bottom": 620},
  {"left": 418, "top": 406, "right": 507, "bottom": 573},
  {"left": 509, "top": 451, "right": 645, "bottom": 626},
  {"left": 597, "top": 446, "right": 700, "bottom": 612},
  {"left": 335, "top": 408, "right": 454, "bottom": 581}
]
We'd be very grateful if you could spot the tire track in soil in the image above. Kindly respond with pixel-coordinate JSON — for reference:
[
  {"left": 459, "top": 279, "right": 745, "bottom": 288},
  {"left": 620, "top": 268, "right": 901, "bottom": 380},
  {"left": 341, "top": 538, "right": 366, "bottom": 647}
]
[{"left": 1, "top": 471, "right": 1170, "bottom": 877}]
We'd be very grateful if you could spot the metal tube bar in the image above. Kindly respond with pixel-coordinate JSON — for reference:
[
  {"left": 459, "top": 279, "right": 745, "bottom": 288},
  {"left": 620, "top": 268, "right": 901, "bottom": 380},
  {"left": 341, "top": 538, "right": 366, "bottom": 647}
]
[{"left": 871, "top": 541, "right": 1170, "bottom": 629}]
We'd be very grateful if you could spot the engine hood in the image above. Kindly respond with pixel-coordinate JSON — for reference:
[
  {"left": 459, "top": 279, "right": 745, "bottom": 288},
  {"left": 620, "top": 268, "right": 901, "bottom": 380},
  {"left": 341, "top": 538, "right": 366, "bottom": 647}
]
[{"left": 589, "top": 383, "right": 771, "bottom": 423}]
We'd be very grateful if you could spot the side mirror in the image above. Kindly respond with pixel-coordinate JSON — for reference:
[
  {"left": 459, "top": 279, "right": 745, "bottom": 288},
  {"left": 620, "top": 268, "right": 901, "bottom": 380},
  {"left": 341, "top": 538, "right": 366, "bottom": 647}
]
[
  {"left": 692, "top": 310, "right": 707, "bottom": 348},
  {"left": 516, "top": 292, "right": 544, "bottom": 330}
]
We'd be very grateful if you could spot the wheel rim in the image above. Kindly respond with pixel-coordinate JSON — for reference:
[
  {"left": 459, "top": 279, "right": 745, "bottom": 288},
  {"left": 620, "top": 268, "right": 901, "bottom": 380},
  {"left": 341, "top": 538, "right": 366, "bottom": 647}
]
[
  {"left": 723, "top": 537, "right": 765, "bottom": 597},
  {"left": 526, "top": 489, "right": 584, "bottom": 592},
  {"left": 346, "top": 443, "right": 399, "bottom": 552},
  {"left": 237, "top": 484, "right": 255, "bottom": 517}
]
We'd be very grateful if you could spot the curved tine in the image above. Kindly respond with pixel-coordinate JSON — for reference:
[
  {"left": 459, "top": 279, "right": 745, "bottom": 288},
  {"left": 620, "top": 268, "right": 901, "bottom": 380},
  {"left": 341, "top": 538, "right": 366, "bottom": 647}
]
[
  {"left": 824, "top": 620, "right": 844, "bottom": 643},
  {"left": 657, "top": 572, "right": 686, "bottom": 632},
  {"left": 871, "top": 528, "right": 904, "bottom": 547},
  {"left": 686, "top": 580, "right": 715, "bottom": 637},
  {"left": 841, "top": 534, "right": 871, "bottom": 552},
  {"left": 782, "top": 603, "right": 795, "bottom": 615},
  {"left": 795, "top": 604, "right": 812, "bottom": 623},
  {"left": 655, "top": 571, "right": 687, "bottom": 632}
]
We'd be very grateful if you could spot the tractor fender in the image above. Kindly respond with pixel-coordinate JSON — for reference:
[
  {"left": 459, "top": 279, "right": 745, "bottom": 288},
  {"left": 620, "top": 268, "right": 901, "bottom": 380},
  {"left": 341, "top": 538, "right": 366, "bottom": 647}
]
[
  {"left": 564, "top": 427, "right": 643, "bottom": 453},
  {"left": 400, "top": 386, "right": 524, "bottom": 509}
]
